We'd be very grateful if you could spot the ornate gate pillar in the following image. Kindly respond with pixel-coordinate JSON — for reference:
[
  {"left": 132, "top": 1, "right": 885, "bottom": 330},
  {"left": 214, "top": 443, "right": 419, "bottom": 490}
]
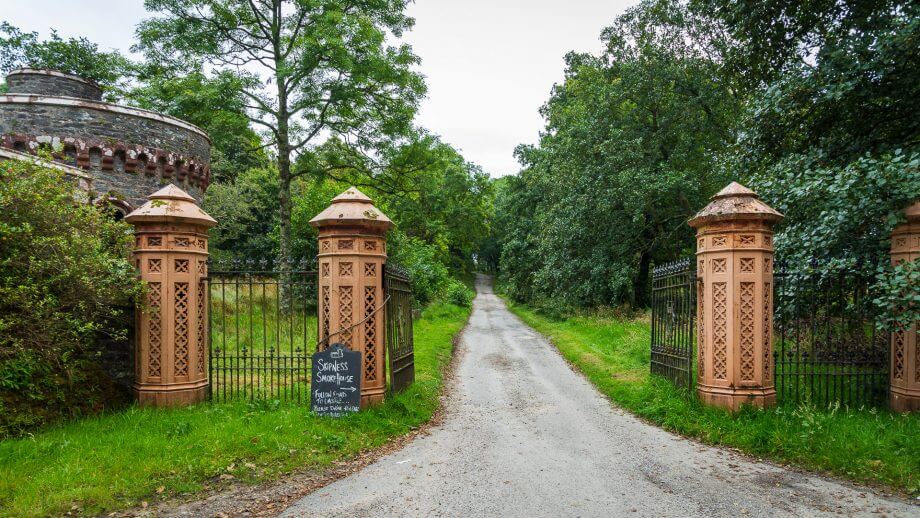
[
  {"left": 126, "top": 185, "right": 216, "bottom": 406},
  {"left": 310, "top": 187, "right": 393, "bottom": 408},
  {"left": 890, "top": 200, "right": 920, "bottom": 412},
  {"left": 689, "top": 182, "right": 783, "bottom": 411}
]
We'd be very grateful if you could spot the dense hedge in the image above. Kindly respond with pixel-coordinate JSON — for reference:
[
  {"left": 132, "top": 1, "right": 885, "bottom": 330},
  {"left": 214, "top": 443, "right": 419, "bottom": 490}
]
[{"left": 0, "top": 159, "right": 141, "bottom": 437}]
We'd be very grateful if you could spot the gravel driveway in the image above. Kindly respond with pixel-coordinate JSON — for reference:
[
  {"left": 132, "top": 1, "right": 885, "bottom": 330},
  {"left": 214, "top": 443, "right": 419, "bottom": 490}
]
[{"left": 283, "top": 275, "right": 916, "bottom": 517}]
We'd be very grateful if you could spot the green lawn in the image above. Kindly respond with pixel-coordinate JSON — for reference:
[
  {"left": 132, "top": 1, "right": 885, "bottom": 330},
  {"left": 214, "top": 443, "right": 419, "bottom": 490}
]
[
  {"left": 0, "top": 302, "right": 470, "bottom": 517},
  {"left": 501, "top": 296, "right": 920, "bottom": 495}
]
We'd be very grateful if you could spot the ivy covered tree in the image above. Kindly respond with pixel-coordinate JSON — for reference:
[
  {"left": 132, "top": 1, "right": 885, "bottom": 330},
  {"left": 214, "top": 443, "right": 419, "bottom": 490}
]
[{"left": 702, "top": 0, "right": 920, "bottom": 323}]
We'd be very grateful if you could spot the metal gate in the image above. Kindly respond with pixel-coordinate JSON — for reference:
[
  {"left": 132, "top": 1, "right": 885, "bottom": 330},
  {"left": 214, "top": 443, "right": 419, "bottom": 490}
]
[
  {"left": 384, "top": 264, "right": 415, "bottom": 393},
  {"left": 773, "top": 263, "right": 889, "bottom": 407},
  {"left": 207, "top": 259, "right": 317, "bottom": 403},
  {"left": 650, "top": 257, "right": 696, "bottom": 388}
]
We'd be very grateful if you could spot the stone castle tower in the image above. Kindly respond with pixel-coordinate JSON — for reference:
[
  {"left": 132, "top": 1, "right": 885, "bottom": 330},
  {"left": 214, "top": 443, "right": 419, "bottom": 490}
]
[{"left": 0, "top": 68, "right": 211, "bottom": 213}]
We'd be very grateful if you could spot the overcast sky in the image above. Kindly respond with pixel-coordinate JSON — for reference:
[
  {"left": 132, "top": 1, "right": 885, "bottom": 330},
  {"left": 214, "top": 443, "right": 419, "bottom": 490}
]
[{"left": 0, "top": 0, "right": 636, "bottom": 176}]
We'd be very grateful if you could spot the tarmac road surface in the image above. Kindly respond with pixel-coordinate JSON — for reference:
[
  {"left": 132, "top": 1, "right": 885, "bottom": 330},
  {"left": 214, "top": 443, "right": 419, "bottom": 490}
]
[{"left": 284, "top": 275, "right": 916, "bottom": 517}]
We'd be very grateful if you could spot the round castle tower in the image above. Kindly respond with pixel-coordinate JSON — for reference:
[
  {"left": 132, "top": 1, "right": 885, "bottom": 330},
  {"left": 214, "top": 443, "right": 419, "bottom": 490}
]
[{"left": 0, "top": 69, "right": 211, "bottom": 212}]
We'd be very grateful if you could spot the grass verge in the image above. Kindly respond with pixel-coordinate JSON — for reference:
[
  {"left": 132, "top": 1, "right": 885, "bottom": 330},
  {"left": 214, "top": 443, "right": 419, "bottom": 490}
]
[
  {"left": 0, "top": 301, "right": 470, "bottom": 517},
  {"left": 501, "top": 296, "right": 920, "bottom": 495}
]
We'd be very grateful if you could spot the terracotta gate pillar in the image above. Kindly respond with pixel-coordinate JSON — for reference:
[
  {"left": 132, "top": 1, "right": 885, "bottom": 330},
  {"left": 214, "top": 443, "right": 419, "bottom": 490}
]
[
  {"left": 310, "top": 187, "right": 393, "bottom": 408},
  {"left": 890, "top": 200, "right": 920, "bottom": 412},
  {"left": 126, "top": 185, "right": 216, "bottom": 406},
  {"left": 689, "top": 182, "right": 783, "bottom": 411}
]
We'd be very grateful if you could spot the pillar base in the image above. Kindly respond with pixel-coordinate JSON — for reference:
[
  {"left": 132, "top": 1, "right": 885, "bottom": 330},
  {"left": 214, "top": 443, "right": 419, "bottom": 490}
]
[
  {"left": 890, "top": 387, "right": 920, "bottom": 412},
  {"left": 360, "top": 387, "right": 386, "bottom": 409},
  {"left": 136, "top": 382, "right": 208, "bottom": 407},
  {"left": 697, "top": 385, "right": 776, "bottom": 412}
]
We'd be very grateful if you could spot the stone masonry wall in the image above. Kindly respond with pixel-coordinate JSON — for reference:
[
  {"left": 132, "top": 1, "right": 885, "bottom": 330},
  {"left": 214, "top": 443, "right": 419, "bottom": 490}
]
[
  {"left": 0, "top": 98, "right": 210, "bottom": 208},
  {"left": 6, "top": 70, "right": 103, "bottom": 101}
]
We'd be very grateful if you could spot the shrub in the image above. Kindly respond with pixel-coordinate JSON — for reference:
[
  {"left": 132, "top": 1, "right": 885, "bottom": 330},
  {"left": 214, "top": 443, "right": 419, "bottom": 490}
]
[
  {"left": 443, "top": 280, "right": 474, "bottom": 307},
  {"left": 0, "top": 158, "right": 142, "bottom": 437},
  {"left": 386, "top": 231, "right": 450, "bottom": 306}
]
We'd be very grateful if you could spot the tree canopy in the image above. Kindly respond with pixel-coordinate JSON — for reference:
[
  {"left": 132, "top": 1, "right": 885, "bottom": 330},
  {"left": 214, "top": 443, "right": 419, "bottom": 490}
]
[{"left": 135, "top": 0, "right": 426, "bottom": 269}]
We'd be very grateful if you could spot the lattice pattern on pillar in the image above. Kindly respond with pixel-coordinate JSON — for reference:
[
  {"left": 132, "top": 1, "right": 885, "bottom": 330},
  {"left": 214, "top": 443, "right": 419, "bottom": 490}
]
[
  {"left": 740, "top": 258, "right": 755, "bottom": 273},
  {"left": 364, "top": 262, "right": 376, "bottom": 277},
  {"left": 174, "top": 282, "right": 190, "bottom": 376},
  {"left": 712, "top": 282, "right": 728, "bottom": 379},
  {"left": 893, "top": 330, "right": 905, "bottom": 380},
  {"left": 712, "top": 236, "right": 727, "bottom": 247},
  {"left": 339, "top": 262, "right": 353, "bottom": 276},
  {"left": 197, "top": 280, "right": 205, "bottom": 375},
  {"left": 339, "top": 286, "right": 353, "bottom": 347},
  {"left": 739, "top": 235, "right": 756, "bottom": 246},
  {"left": 175, "top": 259, "right": 189, "bottom": 273},
  {"left": 697, "top": 280, "right": 705, "bottom": 378},
  {"left": 763, "top": 283, "right": 772, "bottom": 381},
  {"left": 321, "top": 286, "right": 330, "bottom": 345},
  {"left": 148, "top": 258, "right": 161, "bottom": 273},
  {"left": 712, "top": 258, "right": 727, "bottom": 273},
  {"left": 740, "top": 282, "right": 756, "bottom": 381},
  {"left": 364, "top": 286, "right": 377, "bottom": 382},
  {"left": 148, "top": 282, "right": 162, "bottom": 377}
]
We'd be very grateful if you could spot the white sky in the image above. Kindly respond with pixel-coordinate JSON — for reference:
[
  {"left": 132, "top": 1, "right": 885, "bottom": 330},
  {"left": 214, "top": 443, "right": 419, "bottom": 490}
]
[{"left": 0, "top": 0, "right": 635, "bottom": 176}]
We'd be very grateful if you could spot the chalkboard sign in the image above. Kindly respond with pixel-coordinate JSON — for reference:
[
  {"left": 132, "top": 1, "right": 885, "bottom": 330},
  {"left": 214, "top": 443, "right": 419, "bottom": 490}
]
[{"left": 311, "top": 343, "right": 361, "bottom": 417}]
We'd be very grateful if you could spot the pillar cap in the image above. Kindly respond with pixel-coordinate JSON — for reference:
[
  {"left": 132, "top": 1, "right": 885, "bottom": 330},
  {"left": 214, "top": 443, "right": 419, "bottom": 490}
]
[
  {"left": 125, "top": 184, "right": 217, "bottom": 228},
  {"left": 309, "top": 186, "right": 394, "bottom": 231},
  {"left": 688, "top": 182, "right": 783, "bottom": 228}
]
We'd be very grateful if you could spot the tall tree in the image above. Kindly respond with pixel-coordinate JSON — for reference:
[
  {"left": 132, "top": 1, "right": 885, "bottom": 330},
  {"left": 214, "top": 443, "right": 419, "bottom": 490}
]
[
  {"left": 497, "top": 0, "right": 741, "bottom": 307},
  {"left": 136, "top": 0, "right": 425, "bottom": 268}
]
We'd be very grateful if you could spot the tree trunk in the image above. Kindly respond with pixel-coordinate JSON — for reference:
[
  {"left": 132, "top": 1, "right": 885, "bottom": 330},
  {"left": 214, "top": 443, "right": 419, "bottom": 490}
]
[{"left": 635, "top": 250, "right": 652, "bottom": 308}]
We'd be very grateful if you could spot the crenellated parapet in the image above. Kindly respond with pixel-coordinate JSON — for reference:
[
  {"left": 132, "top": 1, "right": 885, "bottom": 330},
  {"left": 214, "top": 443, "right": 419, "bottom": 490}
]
[
  {"left": 0, "top": 68, "right": 211, "bottom": 210},
  {"left": 2, "top": 133, "right": 211, "bottom": 190}
]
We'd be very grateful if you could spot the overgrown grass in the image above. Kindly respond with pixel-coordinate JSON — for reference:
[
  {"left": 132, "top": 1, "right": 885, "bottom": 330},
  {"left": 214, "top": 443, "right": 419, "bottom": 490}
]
[
  {"left": 501, "top": 296, "right": 920, "bottom": 495},
  {"left": 0, "top": 302, "right": 470, "bottom": 517}
]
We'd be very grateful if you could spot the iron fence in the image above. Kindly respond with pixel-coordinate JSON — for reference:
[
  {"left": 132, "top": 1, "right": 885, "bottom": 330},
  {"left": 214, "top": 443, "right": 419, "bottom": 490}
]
[
  {"left": 650, "top": 257, "right": 696, "bottom": 388},
  {"left": 385, "top": 264, "right": 415, "bottom": 393},
  {"left": 207, "top": 258, "right": 317, "bottom": 403},
  {"left": 773, "top": 263, "right": 889, "bottom": 408}
]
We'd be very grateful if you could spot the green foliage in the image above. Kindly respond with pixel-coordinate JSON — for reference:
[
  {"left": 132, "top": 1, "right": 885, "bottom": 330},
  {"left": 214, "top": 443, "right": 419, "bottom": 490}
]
[
  {"left": 443, "top": 280, "right": 474, "bottom": 308},
  {"left": 387, "top": 231, "right": 450, "bottom": 307},
  {"left": 202, "top": 167, "right": 281, "bottom": 263},
  {"left": 128, "top": 69, "right": 267, "bottom": 183},
  {"left": 498, "top": 0, "right": 740, "bottom": 308},
  {"left": 874, "top": 259, "right": 920, "bottom": 332},
  {"left": 0, "top": 22, "right": 133, "bottom": 100},
  {"left": 502, "top": 295, "right": 920, "bottom": 494},
  {"left": 710, "top": 1, "right": 920, "bottom": 323},
  {"left": 135, "top": 0, "right": 426, "bottom": 269},
  {"left": 0, "top": 159, "right": 142, "bottom": 438},
  {"left": 0, "top": 302, "right": 470, "bottom": 517}
]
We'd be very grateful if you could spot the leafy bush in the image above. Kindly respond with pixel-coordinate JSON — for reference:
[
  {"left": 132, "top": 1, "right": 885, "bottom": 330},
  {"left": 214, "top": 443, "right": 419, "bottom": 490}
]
[
  {"left": 443, "top": 280, "right": 474, "bottom": 307},
  {"left": 386, "top": 231, "right": 450, "bottom": 306},
  {"left": 0, "top": 159, "right": 141, "bottom": 437}
]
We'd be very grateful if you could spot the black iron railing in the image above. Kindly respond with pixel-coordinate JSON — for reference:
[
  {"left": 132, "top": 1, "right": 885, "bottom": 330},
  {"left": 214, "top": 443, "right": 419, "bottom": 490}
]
[
  {"left": 773, "top": 263, "right": 889, "bottom": 408},
  {"left": 650, "top": 257, "right": 696, "bottom": 388},
  {"left": 384, "top": 264, "right": 415, "bottom": 393},
  {"left": 207, "top": 258, "right": 317, "bottom": 403}
]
